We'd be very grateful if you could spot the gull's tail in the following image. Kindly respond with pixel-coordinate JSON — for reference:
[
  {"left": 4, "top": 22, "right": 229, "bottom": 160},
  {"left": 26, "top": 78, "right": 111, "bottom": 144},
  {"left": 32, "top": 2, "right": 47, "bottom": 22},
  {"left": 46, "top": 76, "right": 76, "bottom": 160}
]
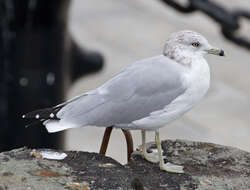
[{"left": 22, "top": 105, "right": 67, "bottom": 133}]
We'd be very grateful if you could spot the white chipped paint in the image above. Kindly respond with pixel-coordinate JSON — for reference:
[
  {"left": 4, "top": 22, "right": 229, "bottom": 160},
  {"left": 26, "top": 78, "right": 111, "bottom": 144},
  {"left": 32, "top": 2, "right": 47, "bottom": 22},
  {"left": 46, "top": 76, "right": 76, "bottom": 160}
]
[
  {"left": 39, "top": 150, "right": 67, "bottom": 160},
  {"left": 98, "top": 163, "right": 116, "bottom": 168}
]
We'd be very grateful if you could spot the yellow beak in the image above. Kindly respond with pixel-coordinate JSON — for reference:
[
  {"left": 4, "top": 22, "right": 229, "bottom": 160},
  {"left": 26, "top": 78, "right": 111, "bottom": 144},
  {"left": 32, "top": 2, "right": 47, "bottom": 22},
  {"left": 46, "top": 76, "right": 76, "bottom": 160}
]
[{"left": 206, "top": 48, "right": 226, "bottom": 56}]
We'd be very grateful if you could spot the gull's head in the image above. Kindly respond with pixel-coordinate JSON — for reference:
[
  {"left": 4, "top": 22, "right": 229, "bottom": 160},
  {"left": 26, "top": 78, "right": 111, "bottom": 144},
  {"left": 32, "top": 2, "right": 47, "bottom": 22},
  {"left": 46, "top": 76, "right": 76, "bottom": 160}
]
[{"left": 163, "top": 30, "right": 225, "bottom": 61}]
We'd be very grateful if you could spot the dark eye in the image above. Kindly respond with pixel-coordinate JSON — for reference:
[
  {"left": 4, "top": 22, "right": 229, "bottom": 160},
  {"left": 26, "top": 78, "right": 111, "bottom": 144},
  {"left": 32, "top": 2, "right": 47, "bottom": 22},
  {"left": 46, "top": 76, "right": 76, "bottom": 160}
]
[{"left": 191, "top": 42, "right": 200, "bottom": 47}]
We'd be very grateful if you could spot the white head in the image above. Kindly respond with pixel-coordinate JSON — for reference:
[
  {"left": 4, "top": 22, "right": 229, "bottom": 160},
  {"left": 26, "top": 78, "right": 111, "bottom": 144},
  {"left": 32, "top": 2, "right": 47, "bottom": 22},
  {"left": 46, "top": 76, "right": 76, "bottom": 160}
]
[{"left": 163, "top": 30, "right": 225, "bottom": 64}]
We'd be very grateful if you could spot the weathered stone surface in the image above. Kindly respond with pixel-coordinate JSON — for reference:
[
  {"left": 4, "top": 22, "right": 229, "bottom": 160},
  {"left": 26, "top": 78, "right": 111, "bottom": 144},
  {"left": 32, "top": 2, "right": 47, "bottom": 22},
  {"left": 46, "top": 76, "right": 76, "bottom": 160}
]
[{"left": 0, "top": 140, "right": 250, "bottom": 190}]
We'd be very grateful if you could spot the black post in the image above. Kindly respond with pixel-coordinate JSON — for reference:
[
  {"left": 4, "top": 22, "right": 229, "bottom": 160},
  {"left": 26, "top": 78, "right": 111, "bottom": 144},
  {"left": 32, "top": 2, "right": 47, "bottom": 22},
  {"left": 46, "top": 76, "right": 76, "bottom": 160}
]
[{"left": 0, "top": 0, "right": 104, "bottom": 151}]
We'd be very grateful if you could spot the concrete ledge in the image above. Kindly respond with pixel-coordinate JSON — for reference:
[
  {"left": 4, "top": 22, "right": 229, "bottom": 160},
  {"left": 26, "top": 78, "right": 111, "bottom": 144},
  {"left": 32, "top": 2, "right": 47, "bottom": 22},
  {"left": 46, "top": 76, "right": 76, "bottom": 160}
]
[{"left": 0, "top": 140, "right": 250, "bottom": 190}]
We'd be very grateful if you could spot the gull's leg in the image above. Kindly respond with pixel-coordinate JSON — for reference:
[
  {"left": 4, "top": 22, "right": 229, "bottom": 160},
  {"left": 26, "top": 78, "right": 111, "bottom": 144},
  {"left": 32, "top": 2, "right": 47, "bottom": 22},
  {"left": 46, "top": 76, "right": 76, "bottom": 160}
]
[
  {"left": 155, "top": 130, "right": 184, "bottom": 173},
  {"left": 122, "top": 129, "right": 134, "bottom": 162},
  {"left": 140, "top": 130, "right": 159, "bottom": 163},
  {"left": 99, "top": 127, "right": 133, "bottom": 163},
  {"left": 99, "top": 127, "right": 113, "bottom": 156}
]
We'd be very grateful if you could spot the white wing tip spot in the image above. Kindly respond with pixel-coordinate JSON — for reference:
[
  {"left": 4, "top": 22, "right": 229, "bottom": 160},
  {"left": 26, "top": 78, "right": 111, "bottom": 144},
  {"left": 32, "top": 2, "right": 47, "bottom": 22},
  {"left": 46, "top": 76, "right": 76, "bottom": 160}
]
[
  {"left": 50, "top": 113, "right": 54, "bottom": 118},
  {"left": 35, "top": 114, "right": 40, "bottom": 119}
]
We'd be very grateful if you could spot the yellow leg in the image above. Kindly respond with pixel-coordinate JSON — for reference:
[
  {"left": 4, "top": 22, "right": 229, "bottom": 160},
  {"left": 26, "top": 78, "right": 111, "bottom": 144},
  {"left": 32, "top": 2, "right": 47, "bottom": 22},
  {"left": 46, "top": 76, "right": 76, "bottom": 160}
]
[
  {"left": 155, "top": 130, "right": 184, "bottom": 173},
  {"left": 141, "top": 130, "right": 146, "bottom": 155},
  {"left": 140, "top": 130, "right": 159, "bottom": 163}
]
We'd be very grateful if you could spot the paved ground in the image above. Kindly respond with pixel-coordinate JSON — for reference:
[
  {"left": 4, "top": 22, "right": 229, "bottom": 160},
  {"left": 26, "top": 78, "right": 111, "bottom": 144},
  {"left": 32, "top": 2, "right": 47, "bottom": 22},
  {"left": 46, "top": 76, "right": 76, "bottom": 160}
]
[{"left": 65, "top": 0, "right": 250, "bottom": 163}]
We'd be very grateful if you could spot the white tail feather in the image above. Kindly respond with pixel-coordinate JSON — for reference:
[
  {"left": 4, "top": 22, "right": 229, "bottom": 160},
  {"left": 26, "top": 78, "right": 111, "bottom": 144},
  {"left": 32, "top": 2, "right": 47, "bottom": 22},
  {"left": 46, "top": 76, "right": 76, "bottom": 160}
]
[{"left": 43, "top": 120, "right": 75, "bottom": 133}]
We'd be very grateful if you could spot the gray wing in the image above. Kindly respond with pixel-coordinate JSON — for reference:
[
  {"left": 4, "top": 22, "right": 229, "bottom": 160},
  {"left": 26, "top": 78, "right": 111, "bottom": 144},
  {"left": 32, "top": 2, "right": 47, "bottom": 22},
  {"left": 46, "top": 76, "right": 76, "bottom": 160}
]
[{"left": 57, "top": 55, "right": 187, "bottom": 127}]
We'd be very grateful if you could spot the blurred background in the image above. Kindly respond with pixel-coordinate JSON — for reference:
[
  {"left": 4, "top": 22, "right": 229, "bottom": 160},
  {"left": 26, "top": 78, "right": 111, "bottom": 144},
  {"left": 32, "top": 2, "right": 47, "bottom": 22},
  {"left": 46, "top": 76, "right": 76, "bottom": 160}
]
[{"left": 1, "top": 0, "right": 250, "bottom": 164}]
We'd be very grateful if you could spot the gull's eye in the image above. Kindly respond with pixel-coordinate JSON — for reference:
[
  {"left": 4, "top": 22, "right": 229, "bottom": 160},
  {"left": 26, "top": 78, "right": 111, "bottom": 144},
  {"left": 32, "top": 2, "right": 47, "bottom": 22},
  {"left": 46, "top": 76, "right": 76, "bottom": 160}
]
[{"left": 191, "top": 42, "right": 200, "bottom": 47}]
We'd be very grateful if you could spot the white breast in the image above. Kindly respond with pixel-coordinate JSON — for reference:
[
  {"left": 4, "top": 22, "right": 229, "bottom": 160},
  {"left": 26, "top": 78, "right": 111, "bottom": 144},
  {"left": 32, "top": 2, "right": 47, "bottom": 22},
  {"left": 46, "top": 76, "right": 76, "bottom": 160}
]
[
  {"left": 181, "top": 58, "right": 210, "bottom": 107},
  {"left": 129, "top": 58, "right": 210, "bottom": 130}
]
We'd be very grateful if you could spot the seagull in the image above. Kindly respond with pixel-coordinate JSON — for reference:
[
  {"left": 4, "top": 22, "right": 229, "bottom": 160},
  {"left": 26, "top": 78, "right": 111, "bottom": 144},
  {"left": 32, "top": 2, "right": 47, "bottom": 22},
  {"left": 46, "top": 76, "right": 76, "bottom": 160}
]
[{"left": 23, "top": 30, "right": 225, "bottom": 173}]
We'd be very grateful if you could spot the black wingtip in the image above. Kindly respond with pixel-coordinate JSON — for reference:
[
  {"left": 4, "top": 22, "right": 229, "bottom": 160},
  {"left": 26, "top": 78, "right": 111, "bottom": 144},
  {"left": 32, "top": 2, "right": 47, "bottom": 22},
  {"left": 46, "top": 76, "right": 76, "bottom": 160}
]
[
  {"left": 22, "top": 106, "right": 63, "bottom": 128},
  {"left": 22, "top": 106, "right": 63, "bottom": 121},
  {"left": 24, "top": 119, "right": 45, "bottom": 128}
]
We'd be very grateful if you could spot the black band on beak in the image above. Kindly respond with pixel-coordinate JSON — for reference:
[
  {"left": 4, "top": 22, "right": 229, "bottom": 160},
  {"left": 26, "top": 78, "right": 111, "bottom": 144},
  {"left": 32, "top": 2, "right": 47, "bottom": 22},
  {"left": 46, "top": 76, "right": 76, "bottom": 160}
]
[{"left": 219, "top": 50, "right": 225, "bottom": 56}]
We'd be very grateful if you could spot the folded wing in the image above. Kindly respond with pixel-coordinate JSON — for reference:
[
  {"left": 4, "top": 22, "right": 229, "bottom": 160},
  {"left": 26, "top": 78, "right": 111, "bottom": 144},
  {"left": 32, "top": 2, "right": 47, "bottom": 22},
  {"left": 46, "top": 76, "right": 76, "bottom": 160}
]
[{"left": 56, "top": 55, "right": 187, "bottom": 129}]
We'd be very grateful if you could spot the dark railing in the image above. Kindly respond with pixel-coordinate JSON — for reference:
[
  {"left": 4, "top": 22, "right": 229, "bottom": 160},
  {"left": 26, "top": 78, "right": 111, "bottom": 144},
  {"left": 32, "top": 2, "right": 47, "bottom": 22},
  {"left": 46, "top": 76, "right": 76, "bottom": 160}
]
[
  {"left": 0, "top": 0, "right": 104, "bottom": 152},
  {"left": 160, "top": 0, "right": 250, "bottom": 50}
]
